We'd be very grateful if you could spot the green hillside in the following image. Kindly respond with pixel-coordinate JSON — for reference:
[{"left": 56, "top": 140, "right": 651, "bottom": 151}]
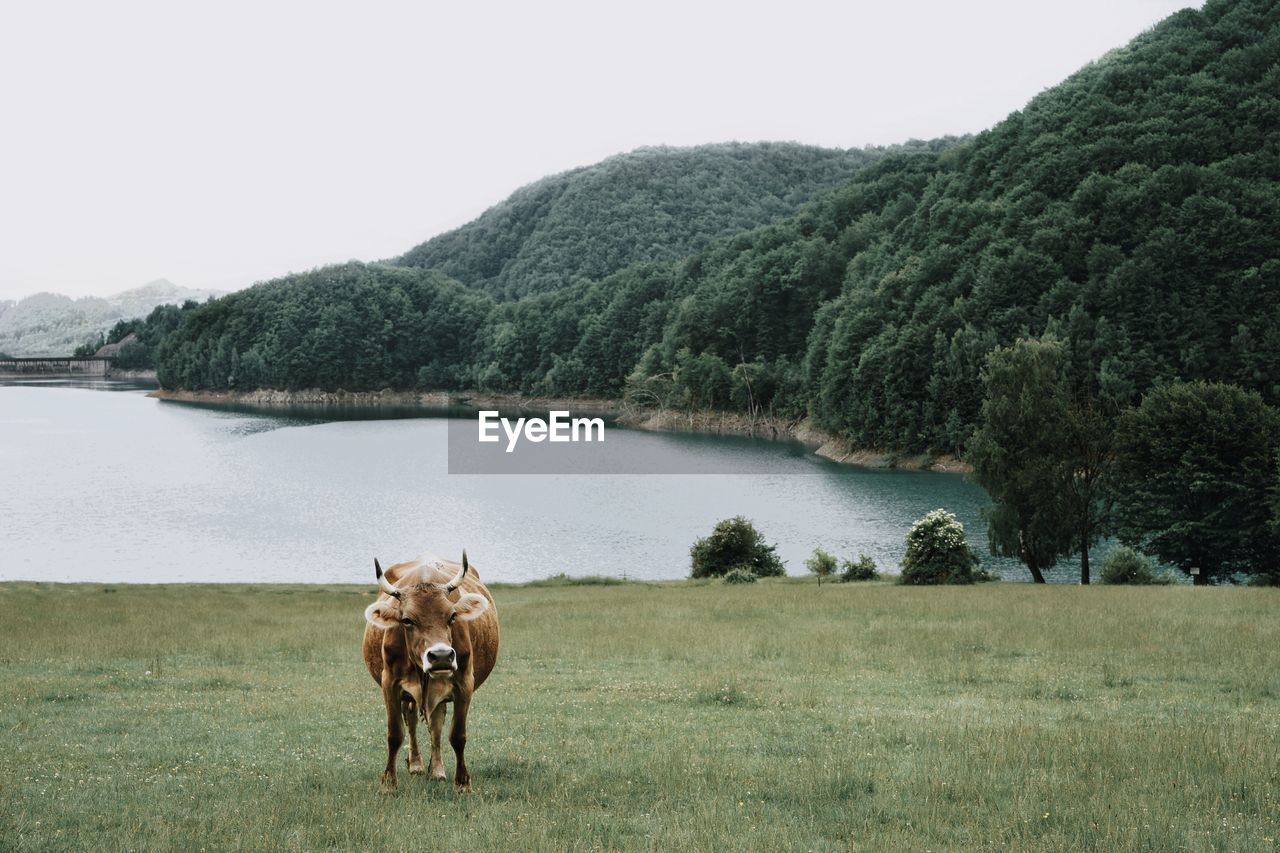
[
  {"left": 797, "top": 0, "right": 1280, "bottom": 451},
  {"left": 156, "top": 265, "right": 489, "bottom": 391},
  {"left": 154, "top": 0, "right": 1279, "bottom": 455},
  {"left": 393, "top": 142, "right": 905, "bottom": 300}
]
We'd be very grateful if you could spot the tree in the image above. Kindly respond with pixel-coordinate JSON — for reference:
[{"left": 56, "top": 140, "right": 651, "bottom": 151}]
[
  {"left": 969, "top": 337, "right": 1114, "bottom": 583},
  {"left": 1112, "top": 382, "right": 1280, "bottom": 585},
  {"left": 899, "top": 509, "right": 981, "bottom": 585},
  {"left": 1060, "top": 396, "right": 1114, "bottom": 584},
  {"left": 689, "top": 516, "right": 786, "bottom": 579},
  {"left": 804, "top": 548, "right": 836, "bottom": 586},
  {"left": 840, "top": 554, "right": 879, "bottom": 582},
  {"left": 968, "top": 338, "right": 1076, "bottom": 583}
]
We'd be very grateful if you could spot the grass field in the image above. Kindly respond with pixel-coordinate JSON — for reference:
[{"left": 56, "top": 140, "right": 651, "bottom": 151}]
[{"left": 1, "top": 579, "right": 1278, "bottom": 851}]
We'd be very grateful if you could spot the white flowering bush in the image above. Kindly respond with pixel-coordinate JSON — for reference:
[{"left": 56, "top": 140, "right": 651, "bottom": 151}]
[{"left": 899, "top": 509, "right": 981, "bottom": 585}]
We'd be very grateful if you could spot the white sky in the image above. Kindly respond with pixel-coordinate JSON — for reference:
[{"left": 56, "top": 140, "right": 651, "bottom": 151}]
[{"left": 0, "top": 0, "right": 1197, "bottom": 301}]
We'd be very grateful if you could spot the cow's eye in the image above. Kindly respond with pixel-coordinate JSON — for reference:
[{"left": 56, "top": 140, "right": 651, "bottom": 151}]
[
  {"left": 400, "top": 618, "right": 413, "bottom": 626},
  {"left": 448, "top": 612, "right": 457, "bottom": 624}
]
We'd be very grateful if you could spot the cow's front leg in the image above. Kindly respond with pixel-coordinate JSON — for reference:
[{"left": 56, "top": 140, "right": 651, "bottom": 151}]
[
  {"left": 428, "top": 701, "right": 448, "bottom": 781},
  {"left": 381, "top": 686, "right": 403, "bottom": 793},
  {"left": 450, "top": 692, "right": 471, "bottom": 789},
  {"left": 426, "top": 677, "right": 452, "bottom": 781}
]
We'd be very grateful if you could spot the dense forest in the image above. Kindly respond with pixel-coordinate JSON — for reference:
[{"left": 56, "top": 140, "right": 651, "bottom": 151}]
[
  {"left": 149, "top": 0, "right": 1278, "bottom": 457},
  {"left": 155, "top": 267, "right": 489, "bottom": 391},
  {"left": 393, "top": 142, "right": 915, "bottom": 300}
]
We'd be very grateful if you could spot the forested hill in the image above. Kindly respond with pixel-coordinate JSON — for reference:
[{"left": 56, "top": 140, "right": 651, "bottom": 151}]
[
  {"left": 796, "top": 0, "right": 1280, "bottom": 451},
  {"left": 392, "top": 142, "right": 914, "bottom": 300},
  {"left": 155, "top": 0, "right": 1280, "bottom": 455}
]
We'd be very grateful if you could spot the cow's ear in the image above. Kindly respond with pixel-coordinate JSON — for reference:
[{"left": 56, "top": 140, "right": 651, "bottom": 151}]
[
  {"left": 365, "top": 600, "right": 401, "bottom": 629},
  {"left": 452, "top": 593, "right": 490, "bottom": 622}
]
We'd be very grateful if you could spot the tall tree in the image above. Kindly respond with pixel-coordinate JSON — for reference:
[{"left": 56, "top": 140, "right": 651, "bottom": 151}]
[
  {"left": 968, "top": 338, "right": 1076, "bottom": 583},
  {"left": 1061, "top": 397, "right": 1115, "bottom": 584},
  {"left": 1112, "top": 382, "right": 1280, "bottom": 585}
]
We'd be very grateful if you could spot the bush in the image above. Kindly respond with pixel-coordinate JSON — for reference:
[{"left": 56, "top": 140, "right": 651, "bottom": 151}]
[
  {"left": 690, "top": 516, "right": 786, "bottom": 578},
  {"left": 805, "top": 548, "right": 837, "bottom": 585},
  {"left": 723, "top": 568, "right": 758, "bottom": 585},
  {"left": 840, "top": 554, "right": 879, "bottom": 582},
  {"left": 521, "top": 574, "right": 626, "bottom": 587},
  {"left": 899, "top": 509, "right": 981, "bottom": 585},
  {"left": 1100, "top": 546, "right": 1169, "bottom": 585}
]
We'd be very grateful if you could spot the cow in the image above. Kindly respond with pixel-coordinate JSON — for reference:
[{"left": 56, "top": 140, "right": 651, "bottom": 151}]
[{"left": 361, "top": 550, "right": 499, "bottom": 791}]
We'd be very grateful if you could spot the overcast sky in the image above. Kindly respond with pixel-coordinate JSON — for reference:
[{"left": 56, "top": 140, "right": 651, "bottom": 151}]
[{"left": 0, "top": 0, "right": 1197, "bottom": 301}]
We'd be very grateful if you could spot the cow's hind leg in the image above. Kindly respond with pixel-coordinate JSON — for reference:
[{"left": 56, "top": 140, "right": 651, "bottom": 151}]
[
  {"left": 450, "top": 694, "right": 471, "bottom": 789},
  {"left": 428, "top": 702, "right": 448, "bottom": 781},
  {"left": 402, "top": 698, "right": 425, "bottom": 775}
]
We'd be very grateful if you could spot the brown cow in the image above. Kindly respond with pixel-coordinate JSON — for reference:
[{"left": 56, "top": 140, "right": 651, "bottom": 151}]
[{"left": 361, "top": 551, "right": 499, "bottom": 791}]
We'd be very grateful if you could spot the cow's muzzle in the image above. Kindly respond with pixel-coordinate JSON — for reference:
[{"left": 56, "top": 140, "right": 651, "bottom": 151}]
[{"left": 423, "top": 643, "right": 457, "bottom": 677}]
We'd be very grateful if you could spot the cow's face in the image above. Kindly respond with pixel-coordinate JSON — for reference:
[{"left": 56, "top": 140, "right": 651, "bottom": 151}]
[{"left": 365, "top": 584, "right": 489, "bottom": 678}]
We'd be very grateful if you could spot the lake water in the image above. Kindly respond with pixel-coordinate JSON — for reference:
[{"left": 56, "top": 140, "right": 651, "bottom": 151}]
[{"left": 0, "top": 381, "right": 1083, "bottom": 584}]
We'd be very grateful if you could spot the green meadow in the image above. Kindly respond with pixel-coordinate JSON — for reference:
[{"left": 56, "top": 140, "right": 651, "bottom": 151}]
[{"left": 1, "top": 580, "right": 1277, "bottom": 851}]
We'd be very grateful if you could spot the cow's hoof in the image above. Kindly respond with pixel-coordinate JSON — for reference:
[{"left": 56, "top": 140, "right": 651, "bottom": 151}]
[
  {"left": 379, "top": 773, "right": 398, "bottom": 794},
  {"left": 407, "top": 759, "right": 425, "bottom": 776}
]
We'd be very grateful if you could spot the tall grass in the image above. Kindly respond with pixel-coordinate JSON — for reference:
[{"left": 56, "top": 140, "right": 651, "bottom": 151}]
[{"left": 1, "top": 581, "right": 1277, "bottom": 850}]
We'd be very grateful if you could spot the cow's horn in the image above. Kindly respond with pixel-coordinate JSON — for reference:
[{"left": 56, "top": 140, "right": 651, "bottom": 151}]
[
  {"left": 375, "top": 558, "right": 402, "bottom": 599},
  {"left": 445, "top": 550, "right": 468, "bottom": 592}
]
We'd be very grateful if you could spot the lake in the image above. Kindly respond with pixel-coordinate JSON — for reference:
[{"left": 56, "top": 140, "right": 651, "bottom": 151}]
[{"left": 0, "top": 381, "right": 1084, "bottom": 584}]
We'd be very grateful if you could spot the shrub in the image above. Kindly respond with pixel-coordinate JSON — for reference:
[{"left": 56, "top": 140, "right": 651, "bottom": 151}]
[
  {"left": 723, "top": 567, "right": 758, "bottom": 585},
  {"left": 522, "top": 574, "right": 626, "bottom": 587},
  {"left": 1100, "top": 546, "right": 1169, "bottom": 585},
  {"left": 690, "top": 516, "right": 786, "bottom": 578},
  {"left": 805, "top": 548, "right": 837, "bottom": 585},
  {"left": 899, "top": 509, "right": 981, "bottom": 585},
  {"left": 840, "top": 554, "right": 879, "bottom": 582}
]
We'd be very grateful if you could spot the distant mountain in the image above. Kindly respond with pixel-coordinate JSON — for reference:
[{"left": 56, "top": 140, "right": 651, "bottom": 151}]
[
  {"left": 392, "top": 142, "right": 921, "bottom": 300},
  {"left": 0, "top": 280, "right": 222, "bottom": 356}
]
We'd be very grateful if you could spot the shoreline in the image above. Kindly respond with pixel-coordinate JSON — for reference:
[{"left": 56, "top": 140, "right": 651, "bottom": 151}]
[{"left": 147, "top": 387, "right": 971, "bottom": 473}]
